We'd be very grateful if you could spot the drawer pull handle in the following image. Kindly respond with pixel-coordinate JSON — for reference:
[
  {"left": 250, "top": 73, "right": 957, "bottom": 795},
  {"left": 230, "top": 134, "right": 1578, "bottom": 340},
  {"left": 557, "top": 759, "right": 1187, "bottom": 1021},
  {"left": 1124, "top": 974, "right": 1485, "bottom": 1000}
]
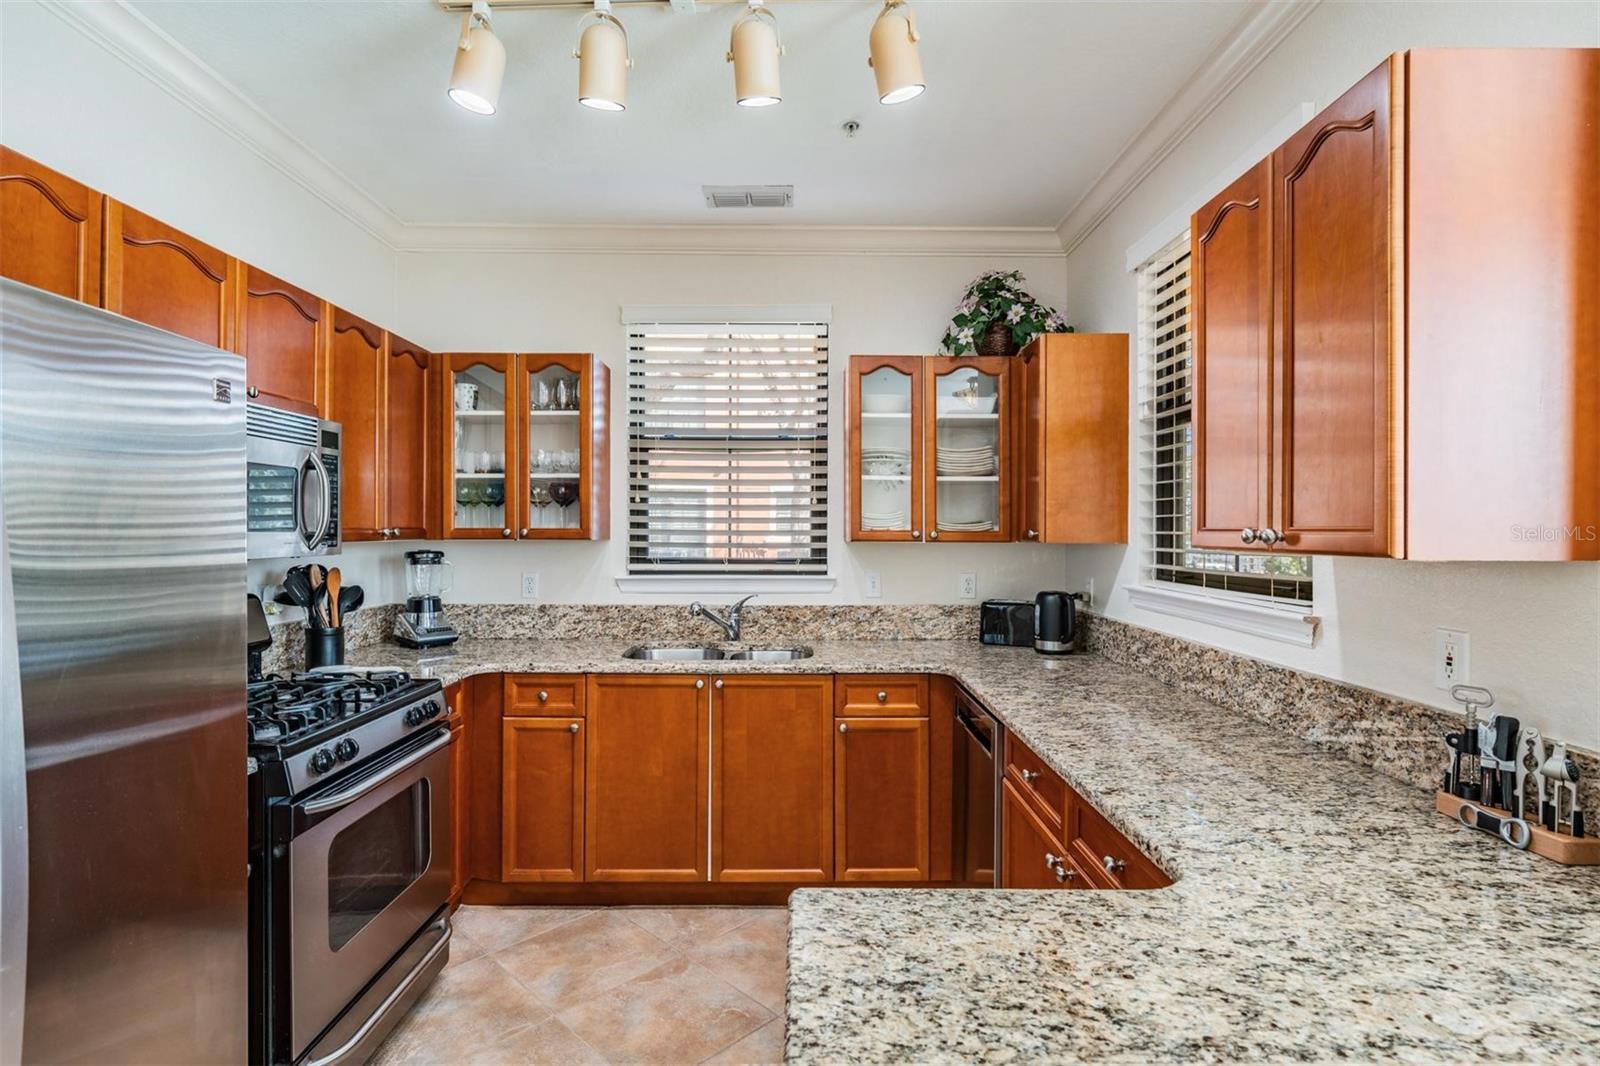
[
  {"left": 537, "top": 691, "right": 549, "bottom": 702},
  {"left": 876, "top": 691, "right": 888, "bottom": 703},
  {"left": 1020, "top": 769, "right": 1040, "bottom": 783},
  {"left": 1044, "top": 852, "right": 1073, "bottom": 883},
  {"left": 568, "top": 722, "right": 579, "bottom": 733},
  {"left": 838, "top": 723, "right": 849, "bottom": 734},
  {"left": 1102, "top": 855, "right": 1127, "bottom": 875}
]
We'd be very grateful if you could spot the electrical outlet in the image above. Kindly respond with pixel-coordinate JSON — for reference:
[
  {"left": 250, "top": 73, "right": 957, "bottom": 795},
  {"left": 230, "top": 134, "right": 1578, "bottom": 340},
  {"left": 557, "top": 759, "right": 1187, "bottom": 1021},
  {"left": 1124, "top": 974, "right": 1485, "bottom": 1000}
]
[
  {"left": 521, "top": 572, "right": 540, "bottom": 600},
  {"left": 864, "top": 571, "right": 882, "bottom": 599},
  {"left": 1434, "top": 628, "right": 1469, "bottom": 689},
  {"left": 958, "top": 572, "right": 977, "bottom": 600},
  {"left": 1082, "top": 578, "right": 1096, "bottom": 610}
]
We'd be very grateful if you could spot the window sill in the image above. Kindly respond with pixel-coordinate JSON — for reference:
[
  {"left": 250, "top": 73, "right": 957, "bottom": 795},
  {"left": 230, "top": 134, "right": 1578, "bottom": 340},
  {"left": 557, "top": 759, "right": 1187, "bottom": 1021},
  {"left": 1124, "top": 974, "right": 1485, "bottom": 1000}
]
[
  {"left": 615, "top": 574, "right": 837, "bottom": 595},
  {"left": 1124, "top": 583, "right": 1320, "bottom": 647}
]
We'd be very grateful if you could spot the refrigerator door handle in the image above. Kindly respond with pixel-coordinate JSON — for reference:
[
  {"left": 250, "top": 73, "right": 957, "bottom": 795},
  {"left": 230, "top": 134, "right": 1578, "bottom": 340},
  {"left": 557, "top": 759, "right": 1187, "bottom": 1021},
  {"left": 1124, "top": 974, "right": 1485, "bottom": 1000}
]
[{"left": 0, "top": 510, "right": 31, "bottom": 1066}]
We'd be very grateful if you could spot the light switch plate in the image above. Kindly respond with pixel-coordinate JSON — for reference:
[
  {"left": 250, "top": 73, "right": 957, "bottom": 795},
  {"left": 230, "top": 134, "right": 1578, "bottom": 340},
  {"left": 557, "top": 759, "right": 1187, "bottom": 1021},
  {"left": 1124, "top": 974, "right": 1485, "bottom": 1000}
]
[
  {"left": 864, "top": 571, "right": 882, "bottom": 599},
  {"left": 1434, "top": 628, "right": 1469, "bottom": 689},
  {"left": 522, "top": 572, "right": 540, "bottom": 600}
]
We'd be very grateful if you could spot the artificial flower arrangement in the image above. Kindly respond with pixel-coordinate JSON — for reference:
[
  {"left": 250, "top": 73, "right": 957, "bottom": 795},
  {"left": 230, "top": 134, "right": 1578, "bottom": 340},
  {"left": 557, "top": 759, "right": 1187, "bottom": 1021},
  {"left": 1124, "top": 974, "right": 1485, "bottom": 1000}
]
[{"left": 941, "top": 270, "right": 1070, "bottom": 356}]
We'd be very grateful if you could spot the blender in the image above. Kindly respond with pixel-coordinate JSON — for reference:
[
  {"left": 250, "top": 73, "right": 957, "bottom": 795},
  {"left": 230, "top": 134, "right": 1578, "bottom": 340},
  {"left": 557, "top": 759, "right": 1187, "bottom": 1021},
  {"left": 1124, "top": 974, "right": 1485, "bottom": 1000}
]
[{"left": 393, "top": 549, "right": 460, "bottom": 648}]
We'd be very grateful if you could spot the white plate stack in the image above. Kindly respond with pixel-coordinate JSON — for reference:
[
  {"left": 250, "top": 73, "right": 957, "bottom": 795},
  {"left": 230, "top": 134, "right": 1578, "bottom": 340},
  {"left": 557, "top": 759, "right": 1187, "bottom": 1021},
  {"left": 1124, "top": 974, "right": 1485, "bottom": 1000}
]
[
  {"left": 861, "top": 447, "right": 911, "bottom": 477},
  {"left": 938, "top": 518, "right": 998, "bottom": 533},
  {"left": 936, "top": 444, "right": 996, "bottom": 477}
]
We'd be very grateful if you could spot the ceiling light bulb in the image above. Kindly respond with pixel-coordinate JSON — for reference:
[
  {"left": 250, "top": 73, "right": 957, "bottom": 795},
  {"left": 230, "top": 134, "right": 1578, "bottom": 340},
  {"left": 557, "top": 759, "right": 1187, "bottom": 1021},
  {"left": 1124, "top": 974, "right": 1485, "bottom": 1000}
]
[
  {"left": 868, "top": 0, "right": 925, "bottom": 105},
  {"left": 575, "top": 7, "right": 630, "bottom": 112},
  {"left": 728, "top": 3, "right": 783, "bottom": 108},
  {"left": 449, "top": 1, "right": 506, "bottom": 116}
]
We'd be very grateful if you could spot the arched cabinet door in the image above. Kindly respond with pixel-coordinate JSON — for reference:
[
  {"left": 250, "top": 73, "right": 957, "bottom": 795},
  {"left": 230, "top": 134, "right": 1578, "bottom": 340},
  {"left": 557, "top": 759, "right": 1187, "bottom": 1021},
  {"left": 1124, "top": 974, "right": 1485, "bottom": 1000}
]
[
  {"left": 1270, "top": 58, "right": 1397, "bottom": 557},
  {"left": 0, "top": 147, "right": 103, "bottom": 304},
  {"left": 103, "top": 200, "right": 238, "bottom": 349},
  {"left": 326, "top": 309, "right": 386, "bottom": 541},
  {"left": 442, "top": 353, "right": 518, "bottom": 540},
  {"left": 1191, "top": 157, "right": 1272, "bottom": 551},
  {"left": 923, "top": 356, "right": 1012, "bottom": 542},
  {"left": 385, "top": 335, "right": 435, "bottom": 540},
  {"left": 237, "top": 265, "right": 323, "bottom": 412},
  {"left": 847, "top": 355, "right": 924, "bottom": 542}
]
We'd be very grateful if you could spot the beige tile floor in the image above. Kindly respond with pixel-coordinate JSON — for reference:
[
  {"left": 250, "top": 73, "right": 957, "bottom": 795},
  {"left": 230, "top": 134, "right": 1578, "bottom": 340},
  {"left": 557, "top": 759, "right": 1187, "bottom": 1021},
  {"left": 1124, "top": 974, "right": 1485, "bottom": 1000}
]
[{"left": 372, "top": 906, "right": 787, "bottom": 1066}]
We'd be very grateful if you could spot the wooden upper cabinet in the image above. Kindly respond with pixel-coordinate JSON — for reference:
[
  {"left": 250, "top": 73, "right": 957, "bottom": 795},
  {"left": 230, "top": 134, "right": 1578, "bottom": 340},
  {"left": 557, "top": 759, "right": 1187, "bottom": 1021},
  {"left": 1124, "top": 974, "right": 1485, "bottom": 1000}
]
[
  {"left": 1191, "top": 158, "right": 1273, "bottom": 550},
  {"left": 501, "top": 715, "right": 585, "bottom": 882},
  {"left": 1270, "top": 58, "right": 1397, "bottom": 557},
  {"left": 711, "top": 676, "right": 834, "bottom": 883},
  {"left": 514, "top": 354, "right": 610, "bottom": 541},
  {"left": 326, "top": 308, "right": 386, "bottom": 540},
  {"left": 834, "top": 715, "right": 930, "bottom": 882},
  {"left": 103, "top": 200, "right": 237, "bottom": 349},
  {"left": 236, "top": 265, "right": 323, "bottom": 412},
  {"left": 847, "top": 356, "right": 925, "bottom": 542},
  {"left": 1015, "top": 334, "right": 1129, "bottom": 544},
  {"left": 0, "top": 147, "right": 102, "bottom": 304},
  {"left": 585, "top": 675, "right": 709, "bottom": 882},
  {"left": 442, "top": 353, "right": 519, "bottom": 540},
  {"left": 385, "top": 334, "right": 435, "bottom": 540}
]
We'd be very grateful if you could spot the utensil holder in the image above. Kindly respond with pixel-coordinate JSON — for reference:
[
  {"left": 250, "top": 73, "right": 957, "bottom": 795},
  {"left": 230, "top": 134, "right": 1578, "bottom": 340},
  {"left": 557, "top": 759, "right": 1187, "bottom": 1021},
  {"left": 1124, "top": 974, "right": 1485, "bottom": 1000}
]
[{"left": 305, "top": 625, "right": 345, "bottom": 671}]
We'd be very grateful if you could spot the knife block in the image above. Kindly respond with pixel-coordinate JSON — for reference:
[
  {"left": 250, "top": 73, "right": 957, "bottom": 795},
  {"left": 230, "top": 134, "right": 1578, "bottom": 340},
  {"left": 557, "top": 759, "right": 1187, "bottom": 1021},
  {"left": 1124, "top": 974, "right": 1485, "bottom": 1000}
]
[{"left": 1435, "top": 791, "right": 1600, "bottom": 865}]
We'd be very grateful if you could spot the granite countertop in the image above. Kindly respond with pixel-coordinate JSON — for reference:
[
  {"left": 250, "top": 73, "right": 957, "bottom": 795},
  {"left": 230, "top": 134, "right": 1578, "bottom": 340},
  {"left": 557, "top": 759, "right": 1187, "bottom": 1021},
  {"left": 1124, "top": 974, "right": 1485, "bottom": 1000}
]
[{"left": 348, "top": 637, "right": 1600, "bottom": 1063}]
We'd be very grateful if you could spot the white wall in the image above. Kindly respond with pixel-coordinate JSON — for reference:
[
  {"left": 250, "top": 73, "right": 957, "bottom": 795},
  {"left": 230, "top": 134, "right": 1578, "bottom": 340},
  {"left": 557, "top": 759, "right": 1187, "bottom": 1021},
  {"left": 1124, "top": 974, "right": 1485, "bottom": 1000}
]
[
  {"left": 331, "top": 248, "right": 1071, "bottom": 607},
  {"left": 1062, "top": 0, "right": 1600, "bottom": 747}
]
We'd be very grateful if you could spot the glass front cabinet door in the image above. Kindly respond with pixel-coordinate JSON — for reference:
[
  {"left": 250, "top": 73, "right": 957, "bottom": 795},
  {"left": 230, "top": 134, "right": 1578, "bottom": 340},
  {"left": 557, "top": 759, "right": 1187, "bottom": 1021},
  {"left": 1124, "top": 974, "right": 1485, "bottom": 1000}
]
[
  {"left": 443, "top": 353, "right": 517, "bottom": 539},
  {"left": 515, "top": 353, "right": 609, "bottom": 540},
  {"left": 848, "top": 356, "right": 924, "bottom": 541},
  {"left": 924, "top": 356, "right": 1012, "bottom": 541}
]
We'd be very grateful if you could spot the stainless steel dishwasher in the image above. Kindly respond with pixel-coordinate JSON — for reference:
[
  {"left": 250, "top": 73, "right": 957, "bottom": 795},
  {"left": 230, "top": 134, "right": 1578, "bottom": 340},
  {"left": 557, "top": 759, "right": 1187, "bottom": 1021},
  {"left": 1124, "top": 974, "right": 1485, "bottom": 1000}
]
[{"left": 952, "top": 687, "right": 1004, "bottom": 887}]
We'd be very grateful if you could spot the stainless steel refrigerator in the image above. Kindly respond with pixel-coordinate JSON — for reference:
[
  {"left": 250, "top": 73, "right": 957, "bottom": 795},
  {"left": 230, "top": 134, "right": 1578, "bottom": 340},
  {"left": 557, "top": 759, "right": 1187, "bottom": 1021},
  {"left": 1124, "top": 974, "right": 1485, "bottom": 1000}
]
[{"left": 0, "top": 279, "right": 247, "bottom": 1063}]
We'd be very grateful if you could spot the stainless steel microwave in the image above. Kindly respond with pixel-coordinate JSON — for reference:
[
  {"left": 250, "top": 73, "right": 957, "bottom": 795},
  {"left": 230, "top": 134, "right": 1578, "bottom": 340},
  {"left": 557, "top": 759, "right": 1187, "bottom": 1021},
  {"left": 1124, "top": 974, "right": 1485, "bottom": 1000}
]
[{"left": 246, "top": 402, "right": 341, "bottom": 560}]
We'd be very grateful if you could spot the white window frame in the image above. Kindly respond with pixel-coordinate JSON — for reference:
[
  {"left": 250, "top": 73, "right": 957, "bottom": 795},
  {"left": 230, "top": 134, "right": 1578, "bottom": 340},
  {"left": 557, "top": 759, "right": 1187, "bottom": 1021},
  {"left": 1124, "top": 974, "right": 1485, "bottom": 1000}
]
[
  {"left": 1130, "top": 234, "right": 1319, "bottom": 647},
  {"left": 614, "top": 307, "right": 835, "bottom": 595}
]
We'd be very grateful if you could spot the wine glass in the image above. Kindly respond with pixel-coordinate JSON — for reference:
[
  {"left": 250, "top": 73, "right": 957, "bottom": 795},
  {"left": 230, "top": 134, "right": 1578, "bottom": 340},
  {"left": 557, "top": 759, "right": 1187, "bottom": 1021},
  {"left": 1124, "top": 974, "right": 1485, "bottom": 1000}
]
[
  {"left": 549, "top": 481, "right": 578, "bottom": 528},
  {"left": 483, "top": 480, "right": 505, "bottom": 528},
  {"left": 529, "top": 483, "right": 552, "bottom": 529},
  {"left": 532, "top": 379, "right": 551, "bottom": 411},
  {"left": 454, "top": 480, "right": 474, "bottom": 525},
  {"left": 554, "top": 377, "right": 573, "bottom": 412}
]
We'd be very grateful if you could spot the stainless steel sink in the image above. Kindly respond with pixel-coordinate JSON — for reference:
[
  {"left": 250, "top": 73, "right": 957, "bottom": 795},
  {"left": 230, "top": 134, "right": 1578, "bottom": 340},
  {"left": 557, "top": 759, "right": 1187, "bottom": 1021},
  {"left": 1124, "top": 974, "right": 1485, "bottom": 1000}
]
[
  {"left": 722, "top": 646, "right": 814, "bottom": 662},
  {"left": 621, "top": 646, "right": 726, "bottom": 660}
]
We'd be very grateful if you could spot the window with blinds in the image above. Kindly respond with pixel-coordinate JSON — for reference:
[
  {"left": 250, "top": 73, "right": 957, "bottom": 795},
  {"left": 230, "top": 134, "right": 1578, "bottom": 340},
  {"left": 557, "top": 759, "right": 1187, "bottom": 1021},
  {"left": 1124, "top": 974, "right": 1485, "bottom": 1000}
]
[
  {"left": 1138, "top": 235, "right": 1312, "bottom": 605},
  {"left": 626, "top": 321, "right": 829, "bottom": 575}
]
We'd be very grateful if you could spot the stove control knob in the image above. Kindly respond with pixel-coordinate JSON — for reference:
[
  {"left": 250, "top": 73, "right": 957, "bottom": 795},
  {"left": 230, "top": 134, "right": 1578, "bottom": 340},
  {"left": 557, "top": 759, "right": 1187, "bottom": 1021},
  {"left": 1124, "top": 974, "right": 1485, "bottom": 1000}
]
[
  {"left": 334, "top": 738, "right": 359, "bottom": 762},
  {"left": 308, "top": 748, "right": 336, "bottom": 775},
  {"left": 427, "top": 701, "right": 442, "bottom": 720},
  {"left": 404, "top": 708, "right": 423, "bottom": 726}
]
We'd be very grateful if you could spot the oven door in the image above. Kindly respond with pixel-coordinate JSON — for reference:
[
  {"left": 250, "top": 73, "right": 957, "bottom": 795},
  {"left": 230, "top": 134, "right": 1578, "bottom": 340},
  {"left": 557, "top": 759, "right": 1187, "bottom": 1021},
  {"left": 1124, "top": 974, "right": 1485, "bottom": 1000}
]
[{"left": 287, "top": 727, "right": 454, "bottom": 1061}]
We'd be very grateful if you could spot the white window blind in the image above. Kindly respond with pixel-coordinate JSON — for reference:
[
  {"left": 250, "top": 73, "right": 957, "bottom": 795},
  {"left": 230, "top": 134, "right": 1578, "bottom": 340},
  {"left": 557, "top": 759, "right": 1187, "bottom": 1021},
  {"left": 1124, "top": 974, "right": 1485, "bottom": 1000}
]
[
  {"left": 1137, "top": 234, "right": 1312, "bottom": 606},
  {"left": 627, "top": 322, "right": 829, "bottom": 575}
]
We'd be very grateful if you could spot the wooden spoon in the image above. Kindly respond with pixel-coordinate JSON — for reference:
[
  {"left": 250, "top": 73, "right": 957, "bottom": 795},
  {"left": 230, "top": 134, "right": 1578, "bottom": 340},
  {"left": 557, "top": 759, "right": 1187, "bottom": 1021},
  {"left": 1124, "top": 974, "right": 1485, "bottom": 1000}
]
[{"left": 326, "top": 568, "right": 342, "bottom": 628}]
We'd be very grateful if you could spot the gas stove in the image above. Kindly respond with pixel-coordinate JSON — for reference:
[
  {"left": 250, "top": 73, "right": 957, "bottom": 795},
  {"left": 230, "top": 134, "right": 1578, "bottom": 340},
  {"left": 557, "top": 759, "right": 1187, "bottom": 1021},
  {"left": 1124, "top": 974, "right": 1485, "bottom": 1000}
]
[{"left": 247, "top": 669, "right": 446, "bottom": 797}]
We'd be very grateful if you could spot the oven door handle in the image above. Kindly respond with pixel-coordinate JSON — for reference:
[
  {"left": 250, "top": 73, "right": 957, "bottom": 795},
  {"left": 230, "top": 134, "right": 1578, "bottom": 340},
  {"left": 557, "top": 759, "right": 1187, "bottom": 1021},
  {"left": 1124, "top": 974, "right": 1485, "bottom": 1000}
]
[
  {"left": 303, "top": 917, "right": 452, "bottom": 1066},
  {"left": 301, "top": 728, "right": 453, "bottom": 816},
  {"left": 301, "top": 450, "right": 332, "bottom": 551}
]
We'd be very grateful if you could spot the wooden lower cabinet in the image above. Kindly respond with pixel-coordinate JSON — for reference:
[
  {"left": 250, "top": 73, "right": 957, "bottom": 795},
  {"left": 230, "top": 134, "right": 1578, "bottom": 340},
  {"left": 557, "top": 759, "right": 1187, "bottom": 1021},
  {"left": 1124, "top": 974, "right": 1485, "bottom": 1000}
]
[
  {"left": 585, "top": 675, "right": 709, "bottom": 882},
  {"left": 501, "top": 716, "right": 585, "bottom": 882},
  {"left": 1003, "top": 780, "right": 1079, "bottom": 889},
  {"left": 446, "top": 681, "right": 470, "bottom": 908},
  {"left": 834, "top": 716, "right": 930, "bottom": 882},
  {"left": 711, "top": 676, "right": 833, "bottom": 882}
]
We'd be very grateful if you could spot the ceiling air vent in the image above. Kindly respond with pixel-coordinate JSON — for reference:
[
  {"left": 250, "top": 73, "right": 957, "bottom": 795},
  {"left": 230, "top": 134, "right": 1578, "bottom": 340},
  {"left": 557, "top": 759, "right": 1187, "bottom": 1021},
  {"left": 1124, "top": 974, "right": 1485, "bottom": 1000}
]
[{"left": 703, "top": 185, "right": 794, "bottom": 209}]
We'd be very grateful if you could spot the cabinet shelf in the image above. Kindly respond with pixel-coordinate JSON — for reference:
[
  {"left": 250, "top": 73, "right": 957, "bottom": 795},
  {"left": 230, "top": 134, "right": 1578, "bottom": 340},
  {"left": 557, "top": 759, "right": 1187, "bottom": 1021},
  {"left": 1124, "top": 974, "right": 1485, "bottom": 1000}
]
[{"left": 454, "top": 410, "right": 506, "bottom": 420}]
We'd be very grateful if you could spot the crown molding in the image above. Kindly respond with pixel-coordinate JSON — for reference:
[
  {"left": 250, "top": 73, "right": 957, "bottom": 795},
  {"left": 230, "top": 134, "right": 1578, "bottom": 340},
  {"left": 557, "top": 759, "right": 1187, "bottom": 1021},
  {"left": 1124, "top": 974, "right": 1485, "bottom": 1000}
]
[
  {"left": 40, "top": 0, "right": 408, "bottom": 247},
  {"left": 1054, "top": 0, "right": 1321, "bottom": 257},
  {"left": 393, "top": 222, "right": 1068, "bottom": 257}
]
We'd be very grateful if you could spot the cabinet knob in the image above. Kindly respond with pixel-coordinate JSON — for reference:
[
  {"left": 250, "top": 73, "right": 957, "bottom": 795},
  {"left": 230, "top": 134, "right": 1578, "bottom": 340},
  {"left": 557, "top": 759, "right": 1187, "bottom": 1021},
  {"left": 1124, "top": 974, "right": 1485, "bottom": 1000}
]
[
  {"left": 568, "top": 722, "right": 579, "bottom": 733},
  {"left": 537, "top": 691, "right": 549, "bottom": 702},
  {"left": 1102, "top": 855, "right": 1127, "bottom": 874},
  {"left": 1240, "top": 527, "right": 1259, "bottom": 544},
  {"left": 714, "top": 679, "right": 724, "bottom": 689},
  {"left": 520, "top": 528, "right": 530, "bottom": 537},
  {"left": 929, "top": 530, "right": 940, "bottom": 541},
  {"left": 876, "top": 691, "right": 888, "bottom": 703},
  {"left": 911, "top": 529, "right": 922, "bottom": 540},
  {"left": 1258, "top": 527, "right": 1281, "bottom": 546},
  {"left": 247, "top": 385, "right": 260, "bottom": 399},
  {"left": 695, "top": 679, "right": 705, "bottom": 689},
  {"left": 501, "top": 528, "right": 512, "bottom": 538},
  {"left": 838, "top": 722, "right": 849, "bottom": 733},
  {"left": 1020, "top": 769, "right": 1040, "bottom": 782},
  {"left": 1026, "top": 529, "right": 1039, "bottom": 540}
]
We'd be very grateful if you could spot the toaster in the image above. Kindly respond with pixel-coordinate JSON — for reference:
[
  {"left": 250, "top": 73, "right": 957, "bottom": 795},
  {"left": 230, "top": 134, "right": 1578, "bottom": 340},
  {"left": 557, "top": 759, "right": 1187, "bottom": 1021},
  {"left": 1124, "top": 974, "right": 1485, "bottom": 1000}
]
[{"left": 979, "top": 599, "right": 1035, "bottom": 647}]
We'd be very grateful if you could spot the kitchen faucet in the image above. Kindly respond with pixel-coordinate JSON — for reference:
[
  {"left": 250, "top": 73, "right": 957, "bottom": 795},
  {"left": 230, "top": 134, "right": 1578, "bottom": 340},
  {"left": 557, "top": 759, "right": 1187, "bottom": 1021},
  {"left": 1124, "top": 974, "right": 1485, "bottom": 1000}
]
[{"left": 689, "top": 595, "right": 756, "bottom": 642}]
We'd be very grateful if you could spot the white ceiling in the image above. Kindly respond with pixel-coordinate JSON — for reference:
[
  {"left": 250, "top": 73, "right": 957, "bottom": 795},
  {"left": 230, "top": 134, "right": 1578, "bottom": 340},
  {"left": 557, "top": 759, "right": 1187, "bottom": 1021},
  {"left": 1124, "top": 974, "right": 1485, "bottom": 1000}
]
[{"left": 127, "top": 0, "right": 1253, "bottom": 229}]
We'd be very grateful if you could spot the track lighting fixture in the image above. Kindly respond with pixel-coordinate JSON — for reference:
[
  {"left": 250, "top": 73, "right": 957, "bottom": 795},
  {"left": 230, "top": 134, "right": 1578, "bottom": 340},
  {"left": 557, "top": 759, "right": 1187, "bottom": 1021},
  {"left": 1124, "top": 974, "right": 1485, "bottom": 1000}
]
[
  {"left": 727, "top": 1, "right": 783, "bottom": 108},
  {"left": 448, "top": 0, "right": 506, "bottom": 115},
  {"left": 868, "top": 0, "right": 924, "bottom": 105},
  {"left": 575, "top": 0, "right": 631, "bottom": 111}
]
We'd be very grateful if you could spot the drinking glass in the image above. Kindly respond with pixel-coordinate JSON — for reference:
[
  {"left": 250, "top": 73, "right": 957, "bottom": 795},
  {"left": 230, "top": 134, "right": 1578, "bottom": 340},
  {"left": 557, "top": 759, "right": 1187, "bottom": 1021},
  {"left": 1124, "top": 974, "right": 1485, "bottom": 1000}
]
[
  {"left": 532, "top": 379, "right": 551, "bottom": 411},
  {"left": 530, "top": 484, "right": 553, "bottom": 528},
  {"left": 554, "top": 378, "right": 573, "bottom": 412},
  {"left": 549, "top": 481, "right": 578, "bottom": 527}
]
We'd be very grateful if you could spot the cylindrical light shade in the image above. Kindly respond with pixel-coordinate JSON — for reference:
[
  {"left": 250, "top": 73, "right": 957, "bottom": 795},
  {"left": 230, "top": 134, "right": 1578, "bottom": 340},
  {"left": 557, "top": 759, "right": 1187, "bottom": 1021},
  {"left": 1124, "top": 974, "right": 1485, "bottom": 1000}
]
[
  {"left": 577, "top": 17, "right": 628, "bottom": 111},
  {"left": 868, "top": 4, "right": 924, "bottom": 105},
  {"left": 449, "top": 18, "right": 506, "bottom": 115},
  {"left": 729, "top": 12, "right": 781, "bottom": 107}
]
